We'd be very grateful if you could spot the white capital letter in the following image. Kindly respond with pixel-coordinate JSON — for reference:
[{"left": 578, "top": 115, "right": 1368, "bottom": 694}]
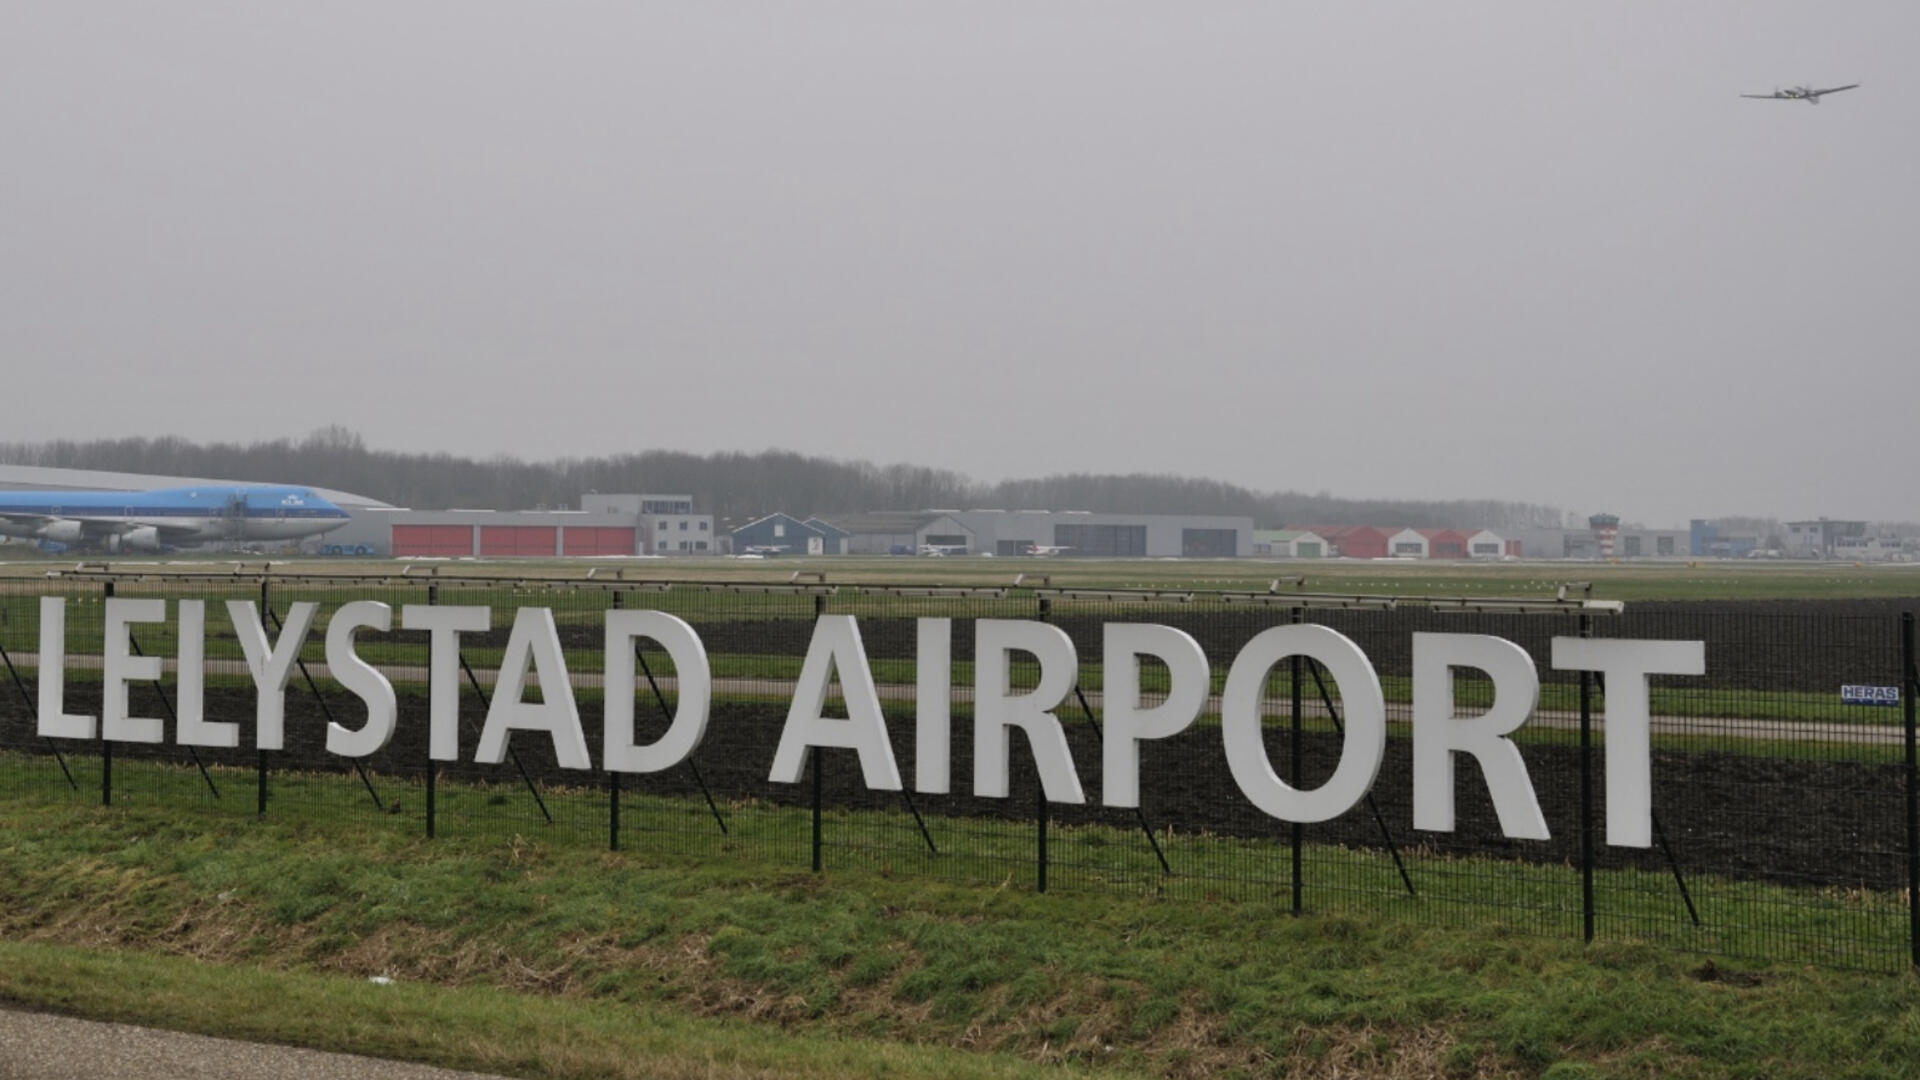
[
  {"left": 36, "top": 597, "right": 94, "bottom": 739},
  {"left": 226, "top": 600, "right": 317, "bottom": 750},
  {"left": 604, "top": 609, "right": 712, "bottom": 773},
  {"left": 103, "top": 598, "right": 166, "bottom": 744},
  {"left": 400, "top": 605, "right": 491, "bottom": 761},
  {"left": 1102, "top": 624, "right": 1208, "bottom": 808},
  {"left": 475, "top": 608, "right": 589, "bottom": 770},
  {"left": 1412, "top": 633, "right": 1547, "bottom": 840},
  {"left": 974, "top": 619, "right": 1083, "bottom": 804},
  {"left": 769, "top": 615, "right": 902, "bottom": 790},
  {"left": 1552, "top": 637, "right": 1705, "bottom": 848},
  {"left": 1220, "top": 623, "right": 1384, "bottom": 824},
  {"left": 915, "top": 618, "right": 952, "bottom": 794},
  {"left": 175, "top": 600, "right": 236, "bottom": 748},
  {"left": 325, "top": 601, "right": 397, "bottom": 758}
]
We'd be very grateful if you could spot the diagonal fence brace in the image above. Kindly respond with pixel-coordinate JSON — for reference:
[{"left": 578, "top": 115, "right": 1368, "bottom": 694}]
[
  {"left": 0, "top": 639, "right": 78, "bottom": 791},
  {"left": 458, "top": 651, "right": 554, "bottom": 825},
  {"left": 125, "top": 632, "right": 220, "bottom": 800},
  {"left": 1305, "top": 659, "right": 1415, "bottom": 897},
  {"left": 265, "top": 606, "right": 385, "bottom": 813}
]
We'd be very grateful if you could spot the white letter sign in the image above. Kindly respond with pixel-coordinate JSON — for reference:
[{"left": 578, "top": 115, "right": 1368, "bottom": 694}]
[
  {"left": 1221, "top": 624, "right": 1385, "bottom": 824},
  {"left": 974, "top": 620, "right": 1084, "bottom": 804},
  {"left": 475, "top": 608, "right": 589, "bottom": 770},
  {"left": 102, "top": 597, "right": 166, "bottom": 744},
  {"left": 1412, "top": 632, "right": 1548, "bottom": 840},
  {"left": 1102, "top": 624, "right": 1208, "bottom": 808},
  {"left": 36, "top": 598, "right": 94, "bottom": 739},
  {"left": 604, "top": 610, "right": 712, "bottom": 774},
  {"left": 769, "top": 615, "right": 903, "bottom": 790},
  {"left": 226, "top": 600, "right": 318, "bottom": 751},
  {"left": 1551, "top": 638, "right": 1705, "bottom": 848}
]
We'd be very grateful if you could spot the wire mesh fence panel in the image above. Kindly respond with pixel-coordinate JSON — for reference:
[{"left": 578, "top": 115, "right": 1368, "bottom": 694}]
[
  {"left": 1592, "top": 607, "right": 1910, "bottom": 970},
  {"left": 0, "top": 579, "right": 99, "bottom": 801},
  {"left": 1, "top": 569, "right": 1916, "bottom": 971}
]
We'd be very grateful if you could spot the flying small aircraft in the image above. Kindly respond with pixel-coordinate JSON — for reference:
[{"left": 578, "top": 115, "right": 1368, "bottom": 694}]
[
  {"left": 1741, "top": 83, "right": 1859, "bottom": 104},
  {"left": 0, "top": 484, "right": 351, "bottom": 552}
]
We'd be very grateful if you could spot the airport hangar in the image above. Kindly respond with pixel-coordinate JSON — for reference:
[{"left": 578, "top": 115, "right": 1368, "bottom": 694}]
[
  {"left": 809, "top": 509, "right": 1256, "bottom": 558},
  {"left": 0, "top": 466, "right": 1248, "bottom": 558},
  {"left": 323, "top": 494, "right": 717, "bottom": 557}
]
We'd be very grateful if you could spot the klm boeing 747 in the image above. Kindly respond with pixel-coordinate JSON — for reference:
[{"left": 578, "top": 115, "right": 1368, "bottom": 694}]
[{"left": 0, "top": 485, "right": 351, "bottom": 551}]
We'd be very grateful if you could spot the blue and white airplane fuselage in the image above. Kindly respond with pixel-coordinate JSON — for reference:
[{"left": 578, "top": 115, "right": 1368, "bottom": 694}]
[{"left": 0, "top": 485, "right": 352, "bottom": 551}]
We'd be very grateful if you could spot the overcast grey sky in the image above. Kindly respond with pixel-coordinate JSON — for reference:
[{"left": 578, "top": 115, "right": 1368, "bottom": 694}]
[{"left": 4, "top": 3, "right": 1914, "bottom": 527}]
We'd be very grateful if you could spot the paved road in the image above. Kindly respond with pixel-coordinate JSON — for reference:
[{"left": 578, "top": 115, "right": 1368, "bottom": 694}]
[{"left": 0, "top": 1007, "right": 519, "bottom": 1080}]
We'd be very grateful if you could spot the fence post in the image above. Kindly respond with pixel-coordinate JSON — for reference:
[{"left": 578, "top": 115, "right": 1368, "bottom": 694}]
[
  {"left": 811, "top": 591, "right": 825, "bottom": 873},
  {"left": 1904, "top": 611, "right": 1917, "bottom": 970},
  {"left": 101, "top": 581, "right": 113, "bottom": 807},
  {"left": 1579, "top": 612, "right": 1595, "bottom": 944},
  {"left": 610, "top": 769, "right": 621, "bottom": 852},
  {"left": 257, "top": 577, "right": 270, "bottom": 817},
  {"left": 1290, "top": 607, "right": 1304, "bottom": 915},
  {"left": 1036, "top": 593, "right": 1053, "bottom": 894},
  {"left": 426, "top": 583, "right": 437, "bottom": 840},
  {"left": 609, "top": 589, "right": 621, "bottom": 853}
]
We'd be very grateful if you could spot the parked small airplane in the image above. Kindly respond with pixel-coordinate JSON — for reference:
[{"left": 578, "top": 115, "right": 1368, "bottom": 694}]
[
  {"left": 918, "top": 544, "right": 969, "bottom": 556},
  {"left": 1741, "top": 83, "right": 1859, "bottom": 104},
  {"left": 0, "top": 485, "right": 351, "bottom": 552}
]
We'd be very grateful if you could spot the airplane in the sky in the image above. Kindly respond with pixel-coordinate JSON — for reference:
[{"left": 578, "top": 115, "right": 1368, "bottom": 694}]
[
  {"left": 0, "top": 485, "right": 352, "bottom": 552},
  {"left": 1741, "top": 83, "right": 1860, "bottom": 104}
]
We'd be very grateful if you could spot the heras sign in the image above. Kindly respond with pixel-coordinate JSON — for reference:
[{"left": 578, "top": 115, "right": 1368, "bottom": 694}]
[{"left": 34, "top": 598, "right": 1704, "bottom": 849}]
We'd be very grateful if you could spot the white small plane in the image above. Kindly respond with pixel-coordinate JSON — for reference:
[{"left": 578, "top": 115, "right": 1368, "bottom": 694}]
[
  {"left": 1741, "top": 83, "right": 1859, "bottom": 104},
  {"left": 918, "top": 543, "right": 968, "bottom": 556}
]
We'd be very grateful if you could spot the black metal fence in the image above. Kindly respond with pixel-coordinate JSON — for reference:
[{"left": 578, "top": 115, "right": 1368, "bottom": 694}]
[{"left": 2, "top": 569, "right": 1915, "bottom": 971}]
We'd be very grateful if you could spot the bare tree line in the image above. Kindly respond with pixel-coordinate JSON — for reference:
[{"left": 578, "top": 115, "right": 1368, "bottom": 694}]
[{"left": 0, "top": 428, "right": 1566, "bottom": 532}]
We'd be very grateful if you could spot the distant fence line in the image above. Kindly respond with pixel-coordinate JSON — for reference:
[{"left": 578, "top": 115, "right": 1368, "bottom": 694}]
[{"left": 1, "top": 569, "right": 1916, "bottom": 972}]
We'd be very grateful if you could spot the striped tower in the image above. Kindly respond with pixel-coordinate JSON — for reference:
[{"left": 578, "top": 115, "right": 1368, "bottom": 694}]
[{"left": 1588, "top": 513, "right": 1620, "bottom": 559}]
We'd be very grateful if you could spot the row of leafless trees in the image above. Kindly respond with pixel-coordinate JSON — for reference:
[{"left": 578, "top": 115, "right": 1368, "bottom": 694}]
[{"left": 0, "top": 427, "right": 1567, "bottom": 532}]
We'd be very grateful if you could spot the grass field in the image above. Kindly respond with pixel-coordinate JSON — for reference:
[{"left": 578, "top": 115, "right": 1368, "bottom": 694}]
[
  {"left": 4, "top": 762, "right": 1920, "bottom": 1079},
  {"left": 7, "top": 551, "right": 1920, "bottom": 601}
]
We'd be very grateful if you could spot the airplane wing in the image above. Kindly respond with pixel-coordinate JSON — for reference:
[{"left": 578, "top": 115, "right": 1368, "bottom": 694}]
[
  {"left": 1740, "top": 92, "right": 1788, "bottom": 99},
  {"left": 1812, "top": 84, "right": 1860, "bottom": 96},
  {"left": 108, "top": 518, "right": 204, "bottom": 541},
  {"left": 0, "top": 511, "right": 58, "bottom": 531},
  {"left": 0, "top": 510, "right": 198, "bottom": 542}
]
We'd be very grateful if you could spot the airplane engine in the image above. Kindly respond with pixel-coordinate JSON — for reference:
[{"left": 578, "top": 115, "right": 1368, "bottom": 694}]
[
  {"left": 110, "top": 527, "right": 162, "bottom": 552},
  {"left": 35, "top": 520, "right": 83, "bottom": 543}
]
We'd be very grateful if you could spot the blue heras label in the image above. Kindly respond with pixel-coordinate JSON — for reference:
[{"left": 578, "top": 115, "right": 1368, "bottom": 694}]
[{"left": 1841, "top": 685, "right": 1901, "bottom": 706}]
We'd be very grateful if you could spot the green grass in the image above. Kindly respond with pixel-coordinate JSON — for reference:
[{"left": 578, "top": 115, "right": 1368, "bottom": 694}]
[
  {"left": 9, "top": 552, "right": 1920, "bottom": 601},
  {"left": 5, "top": 761, "right": 1920, "bottom": 1079},
  {"left": 0, "top": 941, "right": 1107, "bottom": 1080}
]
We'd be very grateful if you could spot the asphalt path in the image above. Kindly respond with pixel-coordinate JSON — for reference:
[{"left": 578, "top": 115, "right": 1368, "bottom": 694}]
[
  {"left": 8, "top": 653, "right": 1906, "bottom": 747},
  {"left": 0, "top": 1007, "right": 519, "bottom": 1080}
]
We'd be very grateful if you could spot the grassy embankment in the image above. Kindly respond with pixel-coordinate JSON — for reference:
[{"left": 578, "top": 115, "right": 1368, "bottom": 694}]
[{"left": 5, "top": 760, "right": 1920, "bottom": 1080}]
